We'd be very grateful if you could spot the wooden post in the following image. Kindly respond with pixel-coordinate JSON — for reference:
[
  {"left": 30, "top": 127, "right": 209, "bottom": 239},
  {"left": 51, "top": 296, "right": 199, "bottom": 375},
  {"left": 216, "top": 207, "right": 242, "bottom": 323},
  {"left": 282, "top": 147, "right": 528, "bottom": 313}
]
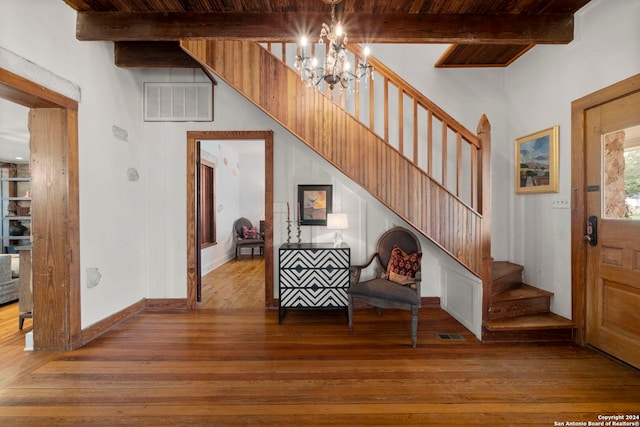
[{"left": 476, "top": 114, "right": 492, "bottom": 337}]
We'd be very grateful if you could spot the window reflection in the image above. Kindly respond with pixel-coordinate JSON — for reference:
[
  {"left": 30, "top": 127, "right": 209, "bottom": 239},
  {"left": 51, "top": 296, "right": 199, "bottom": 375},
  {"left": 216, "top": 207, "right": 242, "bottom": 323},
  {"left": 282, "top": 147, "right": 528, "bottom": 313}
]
[{"left": 603, "top": 125, "right": 640, "bottom": 220}]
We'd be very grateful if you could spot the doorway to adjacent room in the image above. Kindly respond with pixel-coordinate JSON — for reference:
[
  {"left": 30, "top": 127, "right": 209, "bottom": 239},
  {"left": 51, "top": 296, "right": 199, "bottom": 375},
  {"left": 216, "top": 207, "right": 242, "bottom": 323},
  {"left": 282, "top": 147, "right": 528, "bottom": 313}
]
[{"left": 186, "top": 131, "right": 275, "bottom": 310}]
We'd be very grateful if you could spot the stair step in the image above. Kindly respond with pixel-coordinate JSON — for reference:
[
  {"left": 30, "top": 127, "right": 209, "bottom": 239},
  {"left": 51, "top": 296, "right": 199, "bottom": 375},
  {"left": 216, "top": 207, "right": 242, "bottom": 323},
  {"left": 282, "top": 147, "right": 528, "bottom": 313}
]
[
  {"left": 483, "top": 313, "right": 575, "bottom": 331},
  {"left": 489, "top": 284, "right": 553, "bottom": 320},
  {"left": 492, "top": 283, "right": 553, "bottom": 302},
  {"left": 482, "top": 313, "right": 576, "bottom": 342},
  {"left": 491, "top": 261, "right": 524, "bottom": 296}
]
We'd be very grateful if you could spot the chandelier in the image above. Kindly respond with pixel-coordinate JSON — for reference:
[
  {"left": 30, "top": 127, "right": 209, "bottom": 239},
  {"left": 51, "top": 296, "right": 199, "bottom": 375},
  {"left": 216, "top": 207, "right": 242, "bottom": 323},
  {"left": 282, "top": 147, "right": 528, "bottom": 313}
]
[{"left": 295, "top": 0, "right": 372, "bottom": 91}]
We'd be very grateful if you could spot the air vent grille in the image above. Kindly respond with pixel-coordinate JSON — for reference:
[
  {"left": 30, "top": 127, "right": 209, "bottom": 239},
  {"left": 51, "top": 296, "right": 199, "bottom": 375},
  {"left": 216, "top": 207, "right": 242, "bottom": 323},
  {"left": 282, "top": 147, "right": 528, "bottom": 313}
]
[
  {"left": 436, "top": 333, "right": 465, "bottom": 341},
  {"left": 144, "top": 82, "right": 213, "bottom": 122}
]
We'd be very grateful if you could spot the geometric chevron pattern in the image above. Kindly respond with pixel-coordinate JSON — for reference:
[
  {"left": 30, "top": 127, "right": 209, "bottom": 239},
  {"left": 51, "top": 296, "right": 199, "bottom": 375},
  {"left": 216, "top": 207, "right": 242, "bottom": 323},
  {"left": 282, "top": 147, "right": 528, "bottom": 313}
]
[
  {"left": 280, "top": 288, "right": 348, "bottom": 308},
  {"left": 279, "top": 244, "right": 350, "bottom": 322}
]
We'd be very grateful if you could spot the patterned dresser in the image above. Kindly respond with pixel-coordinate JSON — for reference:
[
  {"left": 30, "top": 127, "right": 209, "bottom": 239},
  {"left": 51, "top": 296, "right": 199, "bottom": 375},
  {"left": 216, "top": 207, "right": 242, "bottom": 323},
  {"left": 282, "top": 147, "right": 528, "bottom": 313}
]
[{"left": 278, "top": 243, "right": 350, "bottom": 323}]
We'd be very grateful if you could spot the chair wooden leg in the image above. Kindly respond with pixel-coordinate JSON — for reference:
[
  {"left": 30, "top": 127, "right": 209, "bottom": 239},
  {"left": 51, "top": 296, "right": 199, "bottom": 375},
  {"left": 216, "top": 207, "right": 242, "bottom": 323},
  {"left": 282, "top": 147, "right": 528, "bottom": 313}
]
[
  {"left": 410, "top": 305, "right": 418, "bottom": 348},
  {"left": 347, "top": 295, "right": 353, "bottom": 331},
  {"left": 19, "top": 312, "right": 32, "bottom": 330}
]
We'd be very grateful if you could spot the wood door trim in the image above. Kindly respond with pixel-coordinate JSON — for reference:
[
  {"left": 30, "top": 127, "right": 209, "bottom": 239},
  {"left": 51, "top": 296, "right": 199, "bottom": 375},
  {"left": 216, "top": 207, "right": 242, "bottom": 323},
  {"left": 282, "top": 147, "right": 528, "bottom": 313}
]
[
  {"left": 0, "top": 67, "right": 81, "bottom": 351},
  {"left": 571, "top": 73, "right": 640, "bottom": 345},
  {"left": 186, "top": 130, "right": 275, "bottom": 309}
]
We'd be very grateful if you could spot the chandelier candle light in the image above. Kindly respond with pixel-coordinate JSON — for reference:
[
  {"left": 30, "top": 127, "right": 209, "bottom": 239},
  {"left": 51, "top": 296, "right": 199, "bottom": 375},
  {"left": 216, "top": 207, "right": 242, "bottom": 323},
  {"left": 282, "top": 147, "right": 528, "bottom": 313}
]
[{"left": 295, "top": 0, "right": 372, "bottom": 91}]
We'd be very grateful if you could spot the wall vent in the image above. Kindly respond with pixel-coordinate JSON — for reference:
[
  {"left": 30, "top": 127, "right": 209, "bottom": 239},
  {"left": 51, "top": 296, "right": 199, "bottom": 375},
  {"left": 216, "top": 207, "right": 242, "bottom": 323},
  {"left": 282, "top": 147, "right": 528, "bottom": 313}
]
[{"left": 143, "top": 82, "right": 213, "bottom": 122}]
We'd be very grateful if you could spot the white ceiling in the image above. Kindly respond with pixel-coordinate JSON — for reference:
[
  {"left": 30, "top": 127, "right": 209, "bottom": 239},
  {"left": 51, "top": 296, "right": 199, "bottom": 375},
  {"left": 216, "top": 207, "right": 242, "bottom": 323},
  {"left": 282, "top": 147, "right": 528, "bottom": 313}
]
[{"left": 0, "top": 98, "right": 30, "bottom": 163}]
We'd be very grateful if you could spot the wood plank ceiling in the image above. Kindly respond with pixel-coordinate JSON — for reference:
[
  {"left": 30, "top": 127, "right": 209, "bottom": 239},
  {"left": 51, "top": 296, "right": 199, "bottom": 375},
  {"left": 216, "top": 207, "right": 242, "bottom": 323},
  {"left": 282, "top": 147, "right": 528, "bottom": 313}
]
[{"left": 62, "top": 0, "right": 592, "bottom": 68}]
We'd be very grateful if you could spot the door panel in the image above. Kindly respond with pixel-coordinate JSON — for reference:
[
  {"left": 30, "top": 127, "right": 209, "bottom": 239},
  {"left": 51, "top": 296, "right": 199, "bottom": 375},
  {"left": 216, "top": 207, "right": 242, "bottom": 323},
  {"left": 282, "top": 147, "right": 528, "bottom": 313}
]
[{"left": 585, "top": 90, "right": 640, "bottom": 368}]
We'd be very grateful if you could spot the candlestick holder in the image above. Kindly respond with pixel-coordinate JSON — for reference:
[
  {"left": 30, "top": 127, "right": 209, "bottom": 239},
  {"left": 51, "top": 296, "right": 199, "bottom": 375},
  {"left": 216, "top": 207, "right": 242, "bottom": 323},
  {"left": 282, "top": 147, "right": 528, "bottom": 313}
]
[
  {"left": 296, "top": 221, "right": 302, "bottom": 244},
  {"left": 286, "top": 220, "right": 292, "bottom": 244}
]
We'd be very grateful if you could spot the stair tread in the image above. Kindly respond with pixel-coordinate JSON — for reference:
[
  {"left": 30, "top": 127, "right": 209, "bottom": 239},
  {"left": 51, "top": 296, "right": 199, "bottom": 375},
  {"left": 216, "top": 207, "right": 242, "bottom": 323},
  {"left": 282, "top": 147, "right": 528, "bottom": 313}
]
[
  {"left": 492, "top": 283, "right": 553, "bottom": 302},
  {"left": 483, "top": 313, "right": 575, "bottom": 331}
]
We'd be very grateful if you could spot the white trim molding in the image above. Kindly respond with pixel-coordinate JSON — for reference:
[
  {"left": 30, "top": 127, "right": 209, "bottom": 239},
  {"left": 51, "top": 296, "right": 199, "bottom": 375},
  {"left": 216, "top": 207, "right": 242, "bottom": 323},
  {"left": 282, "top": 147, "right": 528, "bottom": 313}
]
[{"left": 0, "top": 47, "right": 81, "bottom": 102}]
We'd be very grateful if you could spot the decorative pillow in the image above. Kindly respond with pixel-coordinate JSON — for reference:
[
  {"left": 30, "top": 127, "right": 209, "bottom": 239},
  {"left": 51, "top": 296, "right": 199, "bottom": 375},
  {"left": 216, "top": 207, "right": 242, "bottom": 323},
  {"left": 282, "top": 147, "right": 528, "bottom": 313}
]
[
  {"left": 242, "top": 225, "right": 258, "bottom": 239},
  {"left": 384, "top": 246, "right": 422, "bottom": 288}
]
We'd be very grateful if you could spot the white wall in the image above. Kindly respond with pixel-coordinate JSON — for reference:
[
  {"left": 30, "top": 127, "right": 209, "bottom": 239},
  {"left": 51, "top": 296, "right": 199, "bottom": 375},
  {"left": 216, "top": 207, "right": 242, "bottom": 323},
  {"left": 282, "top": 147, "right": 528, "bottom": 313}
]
[
  {"left": 235, "top": 142, "right": 266, "bottom": 223},
  {"left": 503, "top": 0, "right": 640, "bottom": 318},
  {"left": 3, "top": 0, "right": 635, "bottom": 333},
  {"left": 132, "top": 69, "right": 462, "bottom": 302},
  {"left": 199, "top": 141, "right": 239, "bottom": 273},
  {"left": 2, "top": 0, "right": 149, "bottom": 326}
]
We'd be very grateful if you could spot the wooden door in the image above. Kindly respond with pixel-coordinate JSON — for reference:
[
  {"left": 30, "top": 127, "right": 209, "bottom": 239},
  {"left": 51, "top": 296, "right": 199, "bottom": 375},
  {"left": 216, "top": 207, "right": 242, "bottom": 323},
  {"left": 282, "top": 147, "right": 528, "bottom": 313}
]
[{"left": 584, "top": 90, "right": 640, "bottom": 368}]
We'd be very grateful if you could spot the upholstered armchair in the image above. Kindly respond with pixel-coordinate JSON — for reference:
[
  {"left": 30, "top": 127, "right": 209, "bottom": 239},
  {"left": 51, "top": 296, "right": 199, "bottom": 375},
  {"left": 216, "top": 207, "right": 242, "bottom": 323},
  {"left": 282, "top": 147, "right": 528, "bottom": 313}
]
[
  {"left": 233, "top": 217, "right": 264, "bottom": 258},
  {"left": 348, "top": 227, "right": 422, "bottom": 347}
]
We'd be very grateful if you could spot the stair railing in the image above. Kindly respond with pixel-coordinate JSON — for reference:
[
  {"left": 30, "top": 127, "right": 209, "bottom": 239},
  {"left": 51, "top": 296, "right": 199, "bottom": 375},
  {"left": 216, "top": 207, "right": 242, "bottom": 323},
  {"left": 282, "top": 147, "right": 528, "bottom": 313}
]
[
  {"left": 264, "top": 42, "right": 485, "bottom": 214},
  {"left": 183, "top": 39, "right": 491, "bottom": 280}
]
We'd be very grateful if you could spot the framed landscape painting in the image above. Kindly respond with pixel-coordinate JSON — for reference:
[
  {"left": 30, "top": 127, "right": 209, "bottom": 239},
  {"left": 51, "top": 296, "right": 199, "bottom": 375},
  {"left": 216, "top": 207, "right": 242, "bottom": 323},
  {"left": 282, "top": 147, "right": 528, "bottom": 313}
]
[
  {"left": 298, "top": 185, "right": 332, "bottom": 225},
  {"left": 515, "top": 125, "right": 559, "bottom": 194}
]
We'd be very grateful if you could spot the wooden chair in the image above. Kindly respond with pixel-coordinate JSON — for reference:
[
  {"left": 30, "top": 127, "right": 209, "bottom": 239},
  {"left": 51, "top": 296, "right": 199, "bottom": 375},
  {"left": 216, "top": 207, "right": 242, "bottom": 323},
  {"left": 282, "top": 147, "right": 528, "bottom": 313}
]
[
  {"left": 348, "top": 227, "right": 422, "bottom": 347},
  {"left": 233, "top": 217, "right": 264, "bottom": 258},
  {"left": 18, "top": 248, "right": 32, "bottom": 330}
]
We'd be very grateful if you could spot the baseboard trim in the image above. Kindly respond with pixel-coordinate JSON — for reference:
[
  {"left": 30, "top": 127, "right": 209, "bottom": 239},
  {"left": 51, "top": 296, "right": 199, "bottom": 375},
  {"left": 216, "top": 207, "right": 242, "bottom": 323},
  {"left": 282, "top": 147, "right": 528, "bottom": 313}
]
[
  {"left": 145, "top": 298, "right": 188, "bottom": 311},
  {"left": 421, "top": 297, "right": 441, "bottom": 308},
  {"left": 81, "top": 299, "right": 146, "bottom": 346},
  {"left": 80, "top": 298, "right": 188, "bottom": 347}
]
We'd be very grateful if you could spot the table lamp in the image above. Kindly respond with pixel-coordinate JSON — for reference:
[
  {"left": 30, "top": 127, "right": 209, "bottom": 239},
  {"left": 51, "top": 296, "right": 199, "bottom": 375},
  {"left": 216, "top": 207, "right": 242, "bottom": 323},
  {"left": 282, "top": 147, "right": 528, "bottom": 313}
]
[{"left": 326, "top": 213, "right": 348, "bottom": 247}]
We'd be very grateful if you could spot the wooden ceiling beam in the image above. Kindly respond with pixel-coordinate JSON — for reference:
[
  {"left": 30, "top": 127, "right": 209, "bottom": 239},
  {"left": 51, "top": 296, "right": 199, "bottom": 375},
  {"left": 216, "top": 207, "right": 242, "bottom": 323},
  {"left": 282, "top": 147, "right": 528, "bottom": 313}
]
[
  {"left": 76, "top": 12, "right": 575, "bottom": 44},
  {"left": 114, "top": 41, "right": 200, "bottom": 68}
]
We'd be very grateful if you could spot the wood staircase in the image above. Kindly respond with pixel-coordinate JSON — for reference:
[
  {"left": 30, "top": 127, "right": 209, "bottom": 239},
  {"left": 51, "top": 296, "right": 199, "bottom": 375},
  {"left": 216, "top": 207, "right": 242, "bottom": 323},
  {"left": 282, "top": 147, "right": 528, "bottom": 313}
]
[
  {"left": 179, "top": 39, "right": 571, "bottom": 342},
  {"left": 483, "top": 261, "right": 575, "bottom": 341},
  {"left": 181, "top": 39, "right": 491, "bottom": 280}
]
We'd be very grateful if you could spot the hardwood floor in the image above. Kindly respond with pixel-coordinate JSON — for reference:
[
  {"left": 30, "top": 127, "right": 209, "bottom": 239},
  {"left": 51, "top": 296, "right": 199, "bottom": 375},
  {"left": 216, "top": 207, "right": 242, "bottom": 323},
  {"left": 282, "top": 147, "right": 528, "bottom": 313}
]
[
  {"left": 199, "top": 257, "right": 264, "bottom": 309},
  {"left": 0, "top": 260, "right": 639, "bottom": 426}
]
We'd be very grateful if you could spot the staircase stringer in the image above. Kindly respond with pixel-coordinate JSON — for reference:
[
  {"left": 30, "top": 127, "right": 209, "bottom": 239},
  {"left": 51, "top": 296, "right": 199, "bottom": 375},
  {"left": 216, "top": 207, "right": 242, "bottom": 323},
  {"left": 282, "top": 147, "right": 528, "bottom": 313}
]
[{"left": 181, "top": 39, "right": 488, "bottom": 278}]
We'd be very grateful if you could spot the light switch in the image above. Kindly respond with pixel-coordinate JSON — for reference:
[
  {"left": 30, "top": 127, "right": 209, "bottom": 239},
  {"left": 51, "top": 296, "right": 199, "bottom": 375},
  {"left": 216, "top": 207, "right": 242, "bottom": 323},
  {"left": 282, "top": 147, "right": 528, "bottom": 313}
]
[{"left": 551, "top": 196, "right": 570, "bottom": 209}]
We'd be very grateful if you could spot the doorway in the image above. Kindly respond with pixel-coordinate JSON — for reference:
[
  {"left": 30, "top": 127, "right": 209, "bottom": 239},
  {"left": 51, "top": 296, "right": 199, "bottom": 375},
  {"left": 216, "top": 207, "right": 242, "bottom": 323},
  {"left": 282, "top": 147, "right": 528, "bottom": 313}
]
[
  {"left": 198, "top": 138, "right": 265, "bottom": 308},
  {"left": 571, "top": 73, "right": 640, "bottom": 368},
  {"left": 186, "top": 131, "right": 275, "bottom": 310},
  {"left": 0, "top": 67, "right": 81, "bottom": 351}
]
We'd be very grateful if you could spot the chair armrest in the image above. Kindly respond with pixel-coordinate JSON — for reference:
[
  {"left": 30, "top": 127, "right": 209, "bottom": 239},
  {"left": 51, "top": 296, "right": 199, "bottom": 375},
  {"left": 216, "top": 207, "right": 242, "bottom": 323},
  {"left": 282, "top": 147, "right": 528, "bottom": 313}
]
[{"left": 349, "top": 253, "right": 379, "bottom": 284}]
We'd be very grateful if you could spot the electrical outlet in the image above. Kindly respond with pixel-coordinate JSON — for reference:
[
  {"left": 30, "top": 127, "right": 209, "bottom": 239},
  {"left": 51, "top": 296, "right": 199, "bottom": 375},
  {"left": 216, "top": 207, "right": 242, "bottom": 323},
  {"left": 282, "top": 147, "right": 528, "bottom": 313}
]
[{"left": 551, "top": 196, "right": 570, "bottom": 209}]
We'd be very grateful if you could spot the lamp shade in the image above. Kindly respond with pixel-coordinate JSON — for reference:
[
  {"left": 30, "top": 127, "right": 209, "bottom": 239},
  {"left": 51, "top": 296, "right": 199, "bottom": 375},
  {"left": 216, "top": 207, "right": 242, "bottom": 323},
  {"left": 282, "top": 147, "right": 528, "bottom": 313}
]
[{"left": 326, "top": 213, "right": 348, "bottom": 230}]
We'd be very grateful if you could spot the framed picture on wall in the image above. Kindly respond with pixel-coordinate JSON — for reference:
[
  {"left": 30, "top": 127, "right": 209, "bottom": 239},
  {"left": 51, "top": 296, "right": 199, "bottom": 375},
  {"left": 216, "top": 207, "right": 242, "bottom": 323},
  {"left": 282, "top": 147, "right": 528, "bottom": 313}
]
[
  {"left": 297, "top": 185, "right": 332, "bottom": 225},
  {"left": 515, "top": 125, "right": 559, "bottom": 194}
]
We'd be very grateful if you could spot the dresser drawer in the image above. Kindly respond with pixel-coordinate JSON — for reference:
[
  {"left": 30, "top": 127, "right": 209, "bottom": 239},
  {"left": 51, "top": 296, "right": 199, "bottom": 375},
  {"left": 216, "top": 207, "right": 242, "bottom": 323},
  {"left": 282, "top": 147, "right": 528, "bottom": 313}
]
[{"left": 278, "top": 243, "right": 350, "bottom": 322}]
